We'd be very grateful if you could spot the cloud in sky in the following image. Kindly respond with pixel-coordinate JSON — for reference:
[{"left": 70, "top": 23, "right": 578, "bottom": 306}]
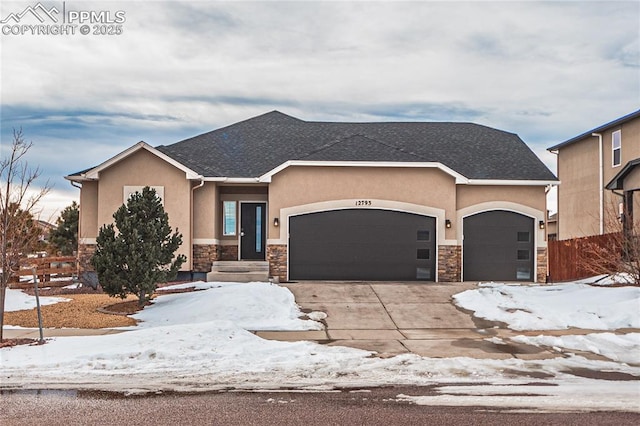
[{"left": 1, "top": 0, "right": 638, "bottom": 220}]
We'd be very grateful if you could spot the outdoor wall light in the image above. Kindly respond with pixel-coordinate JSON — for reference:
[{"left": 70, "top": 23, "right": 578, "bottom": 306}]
[
  {"left": 445, "top": 219, "right": 452, "bottom": 229},
  {"left": 539, "top": 220, "right": 545, "bottom": 229},
  {"left": 273, "top": 217, "right": 279, "bottom": 227}
]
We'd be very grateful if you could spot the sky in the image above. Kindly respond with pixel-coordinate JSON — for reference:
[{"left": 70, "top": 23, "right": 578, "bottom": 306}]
[{"left": 1, "top": 0, "right": 638, "bottom": 221}]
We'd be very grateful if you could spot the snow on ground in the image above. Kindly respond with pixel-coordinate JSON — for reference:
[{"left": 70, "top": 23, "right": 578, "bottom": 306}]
[
  {"left": 397, "top": 380, "right": 640, "bottom": 412},
  {"left": 1, "top": 280, "right": 639, "bottom": 411},
  {"left": 453, "top": 282, "right": 640, "bottom": 330},
  {"left": 454, "top": 281, "right": 640, "bottom": 365},
  {"left": 512, "top": 333, "right": 640, "bottom": 364},
  {"left": 4, "top": 288, "right": 69, "bottom": 312},
  {"left": 131, "top": 282, "right": 323, "bottom": 331}
]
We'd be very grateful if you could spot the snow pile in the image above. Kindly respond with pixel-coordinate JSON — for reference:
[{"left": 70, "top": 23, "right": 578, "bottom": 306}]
[
  {"left": 132, "top": 282, "right": 323, "bottom": 331},
  {"left": 453, "top": 283, "right": 640, "bottom": 330},
  {"left": 512, "top": 333, "right": 640, "bottom": 364},
  {"left": 4, "top": 288, "right": 69, "bottom": 312}
]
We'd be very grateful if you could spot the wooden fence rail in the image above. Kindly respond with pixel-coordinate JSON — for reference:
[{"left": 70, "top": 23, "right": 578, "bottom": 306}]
[
  {"left": 548, "top": 233, "right": 621, "bottom": 282},
  {"left": 11, "top": 256, "right": 79, "bottom": 289}
]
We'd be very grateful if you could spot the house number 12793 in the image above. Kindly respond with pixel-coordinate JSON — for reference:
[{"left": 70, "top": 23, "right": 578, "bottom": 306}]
[{"left": 355, "top": 200, "right": 372, "bottom": 206}]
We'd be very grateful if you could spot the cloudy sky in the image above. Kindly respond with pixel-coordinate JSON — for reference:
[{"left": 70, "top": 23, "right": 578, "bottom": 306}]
[{"left": 1, "top": 0, "right": 638, "bottom": 221}]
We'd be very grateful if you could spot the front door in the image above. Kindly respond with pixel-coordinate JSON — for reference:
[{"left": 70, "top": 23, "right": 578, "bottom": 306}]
[{"left": 240, "top": 202, "right": 266, "bottom": 260}]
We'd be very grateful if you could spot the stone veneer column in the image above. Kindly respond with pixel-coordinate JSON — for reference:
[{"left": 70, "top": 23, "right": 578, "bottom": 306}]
[
  {"left": 536, "top": 247, "right": 548, "bottom": 283},
  {"left": 267, "top": 244, "right": 287, "bottom": 282},
  {"left": 437, "top": 245, "right": 461, "bottom": 282},
  {"left": 78, "top": 243, "right": 96, "bottom": 274}
]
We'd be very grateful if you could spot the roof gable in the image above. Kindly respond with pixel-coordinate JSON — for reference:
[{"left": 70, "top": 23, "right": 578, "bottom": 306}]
[
  {"left": 606, "top": 157, "right": 640, "bottom": 190},
  {"left": 66, "top": 141, "right": 201, "bottom": 182}
]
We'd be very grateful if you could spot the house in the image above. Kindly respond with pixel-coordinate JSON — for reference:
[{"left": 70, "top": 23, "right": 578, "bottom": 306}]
[
  {"left": 66, "top": 111, "right": 557, "bottom": 283},
  {"left": 548, "top": 110, "right": 640, "bottom": 240}
]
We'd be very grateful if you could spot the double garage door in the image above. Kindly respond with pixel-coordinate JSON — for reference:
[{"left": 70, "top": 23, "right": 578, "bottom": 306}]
[
  {"left": 289, "top": 209, "right": 435, "bottom": 281},
  {"left": 288, "top": 208, "right": 535, "bottom": 282}
]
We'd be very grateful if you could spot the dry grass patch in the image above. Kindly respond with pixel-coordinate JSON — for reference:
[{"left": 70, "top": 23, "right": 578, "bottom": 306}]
[{"left": 4, "top": 294, "right": 139, "bottom": 329}]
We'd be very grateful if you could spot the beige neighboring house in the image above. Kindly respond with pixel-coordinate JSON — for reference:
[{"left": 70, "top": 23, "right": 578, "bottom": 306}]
[
  {"left": 66, "top": 111, "right": 557, "bottom": 283},
  {"left": 548, "top": 110, "right": 640, "bottom": 240}
]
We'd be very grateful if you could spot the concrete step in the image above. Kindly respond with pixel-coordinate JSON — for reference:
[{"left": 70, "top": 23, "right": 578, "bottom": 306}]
[{"left": 207, "top": 261, "right": 270, "bottom": 282}]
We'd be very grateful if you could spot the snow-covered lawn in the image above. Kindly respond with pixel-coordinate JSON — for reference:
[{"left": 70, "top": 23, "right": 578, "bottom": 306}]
[
  {"left": 1, "top": 279, "right": 639, "bottom": 412},
  {"left": 4, "top": 287, "right": 70, "bottom": 312},
  {"left": 453, "top": 281, "right": 640, "bottom": 382},
  {"left": 134, "top": 281, "right": 323, "bottom": 331},
  {"left": 453, "top": 282, "right": 640, "bottom": 331}
]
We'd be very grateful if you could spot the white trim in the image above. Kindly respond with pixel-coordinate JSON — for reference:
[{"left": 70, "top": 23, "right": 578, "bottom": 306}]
[
  {"left": 457, "top": 202, "right": 546, "bottom": 282},
  {"left": 81, "top": 142, "right": 202, "bottom": 181},
  {"left": 192, "top": 238, "right": 220, "bottom": 245},
  {"left": 258, "top": 160, "right": 470, "bottom": 184}
]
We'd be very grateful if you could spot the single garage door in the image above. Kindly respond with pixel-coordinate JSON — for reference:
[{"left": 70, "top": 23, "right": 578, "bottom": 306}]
[
  {"left": 463, "top": 210, "right": 534, "bottom": 282},
  {"left": 289, "top": 209, "right": 436, "bottom": 281}
]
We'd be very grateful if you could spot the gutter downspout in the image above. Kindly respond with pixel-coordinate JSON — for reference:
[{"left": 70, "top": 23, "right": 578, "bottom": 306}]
[
  {"left": 592, "top": 133, "right": 604, "bottom": 234},
  {"left": 69, "top": 180, "right": 82, "bottom": 256},
  {"left": 190, "top": 177, "right": 205, "bottom": 277}
]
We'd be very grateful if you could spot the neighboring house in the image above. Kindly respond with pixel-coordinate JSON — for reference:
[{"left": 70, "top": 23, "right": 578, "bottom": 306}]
[
  {"left": 548, "top": 110, "right": 640, "bottom": 240},
  {"left": 546, "top": 212, "right": 558, "bottom": 241},
  {"left": 66, "top": 111, "right": 557, "bottom": 283}
]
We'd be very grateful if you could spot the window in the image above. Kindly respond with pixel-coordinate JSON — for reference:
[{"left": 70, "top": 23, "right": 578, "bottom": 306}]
[
  {"left": 517, "top": 249, "right": 530, "bottom": 260},
  {"left": 223, "top": 201, "right": 237, "bottom": 236},
  {"left": 255, "top": 205, "right": 262, "bottom": 252},
  {"left": 417, "top": 249, "right": 430, "bottom": 260},
  {"left": 417, "top": 230, "right": 430, "bottom": 241},
  {"left": 517, "top": 231, "right": 530, "bottom": 242},
  {"left": 612, "top": 130, "right": 621, "bottom": 167}
]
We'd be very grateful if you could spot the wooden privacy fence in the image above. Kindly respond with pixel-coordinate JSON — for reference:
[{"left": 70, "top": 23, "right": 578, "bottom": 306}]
[
  {"left": 12, "top": 256, "right": 78, "bottom": 289},
  {"left": 548, "top": 233, "right": 621, "bottom": 282}
]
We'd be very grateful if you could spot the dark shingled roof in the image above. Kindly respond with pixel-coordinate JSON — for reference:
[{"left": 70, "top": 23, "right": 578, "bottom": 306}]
[{"left": 153, "top": 111, "right": 556, "bottom": 181}]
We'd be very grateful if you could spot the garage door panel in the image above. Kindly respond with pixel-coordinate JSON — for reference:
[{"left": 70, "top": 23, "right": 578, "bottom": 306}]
[
  {"left": 289, "top": 209, "right": 435, "bottom": 281},
  {"left": 463, "top": 211, "right": 534, "bottom": 282}
]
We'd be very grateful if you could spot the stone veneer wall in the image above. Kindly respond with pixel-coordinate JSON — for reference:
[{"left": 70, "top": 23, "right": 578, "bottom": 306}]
[
  {"left": 536, "top": 247, "right": 548, "bottom": 283},
  {"left": 438, "top": 245, "right": 461, "bottom": 282},
  {"left": 219, "top": 245, "right": 238, "bottom": 261},
  {"left": 267, "top": 244, "right": 287, "bottom": 282},
  {"left": 193, "top": 244, "right": 220, "bottom": 273},
  {"left": 78, "top": 243, "right": 96, "bottom": 273}
]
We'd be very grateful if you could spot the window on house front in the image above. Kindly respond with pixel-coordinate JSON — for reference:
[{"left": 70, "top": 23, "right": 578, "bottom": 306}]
[
  {"left": 223, "top": 201, "right": 237, "bottom": 236},
  {"left": 612, "top": 130, "right": 621, "bottom": 167}
]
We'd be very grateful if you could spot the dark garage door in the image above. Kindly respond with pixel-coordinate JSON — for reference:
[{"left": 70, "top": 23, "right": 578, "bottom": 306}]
[
  {"left": 289, "top": 209, "right": 436, "bottom": 281},
  {"left": 463, "top": 210, "right": 534, "bottom": 282}
]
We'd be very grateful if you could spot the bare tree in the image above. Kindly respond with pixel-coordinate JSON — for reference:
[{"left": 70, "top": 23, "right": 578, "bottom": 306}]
[
  {"left": 579, "top": 201, "right": 639, "bottom": 285},
  {"left": 0, "top": 129, "right": 50, "bottom": 342}
]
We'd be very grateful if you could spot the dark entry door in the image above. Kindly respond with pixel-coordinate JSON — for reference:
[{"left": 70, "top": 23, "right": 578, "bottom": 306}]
[
  {"left": 463, "top": 210, "right": 534, "bottom": 281},
  {"left": 289, "top": 209, "right": 436, "bottom": 281},
  {"left": 240, "top": 202, "right": 266, "bottom": 260}
]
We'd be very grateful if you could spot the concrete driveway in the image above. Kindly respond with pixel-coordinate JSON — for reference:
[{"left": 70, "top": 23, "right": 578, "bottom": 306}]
[{"left": 255, "top": 282, "right": 567, "bottom": 360}]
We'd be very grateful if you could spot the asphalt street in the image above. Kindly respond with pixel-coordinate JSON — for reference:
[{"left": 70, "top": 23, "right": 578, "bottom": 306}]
[{"left": 1, "top": 386, "right": 638, "bottom": 426}]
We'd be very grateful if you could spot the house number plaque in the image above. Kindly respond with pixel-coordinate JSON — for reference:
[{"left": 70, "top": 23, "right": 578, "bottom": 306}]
[{"left": 355, "top": 200, "right": 372, "bottom": 206}]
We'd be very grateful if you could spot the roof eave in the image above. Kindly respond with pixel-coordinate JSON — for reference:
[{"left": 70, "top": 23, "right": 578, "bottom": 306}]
[
  {"left": 79, "top": 141, "right": 202, "bottom": 181},
  {"left": 548, "top": 109, "right": 640, "bottom": 152},
  {"left": 258, "top": 160, "right": 471, "bottom": 184}
]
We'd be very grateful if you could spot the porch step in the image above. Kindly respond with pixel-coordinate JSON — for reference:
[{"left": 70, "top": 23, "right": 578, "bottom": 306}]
[{"left": 206, "top": 261, "right": 270, "bottom": 283}]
